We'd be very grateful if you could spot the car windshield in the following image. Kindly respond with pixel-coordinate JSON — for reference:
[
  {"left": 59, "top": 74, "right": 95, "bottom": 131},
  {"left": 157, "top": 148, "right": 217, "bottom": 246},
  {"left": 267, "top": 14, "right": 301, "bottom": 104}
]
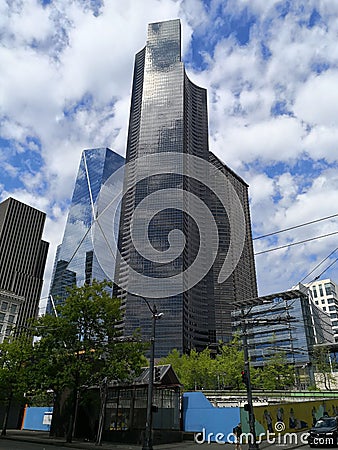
[{"left": 315, "top": 419, "right": 337, "bottom": 428}]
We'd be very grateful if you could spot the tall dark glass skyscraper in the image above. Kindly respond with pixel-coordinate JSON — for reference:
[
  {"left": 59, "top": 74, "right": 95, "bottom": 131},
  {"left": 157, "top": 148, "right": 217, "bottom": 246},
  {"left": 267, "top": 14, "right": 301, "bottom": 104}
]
[
  {"left": 114, "top": 19, "right": 257, "bottom": 357},
  {"left": 48, "top": 148, "right": 124, "bottom": 311},
  {"left": 0, "top": 197, "right": 49, "bottom": 331}
]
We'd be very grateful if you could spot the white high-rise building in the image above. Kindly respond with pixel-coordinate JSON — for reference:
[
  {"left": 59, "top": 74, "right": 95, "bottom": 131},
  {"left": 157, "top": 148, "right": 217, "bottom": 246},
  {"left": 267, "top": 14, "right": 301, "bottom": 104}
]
[{"left": 305, "top": 279, "right": 338, "bottom": 342}]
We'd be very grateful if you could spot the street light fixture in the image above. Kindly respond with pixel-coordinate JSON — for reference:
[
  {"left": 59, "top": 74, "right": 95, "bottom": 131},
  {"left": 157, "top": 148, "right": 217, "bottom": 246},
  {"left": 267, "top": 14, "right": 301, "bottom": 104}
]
[{"left": 129, "top": 294, "right": 163, "bottom": 450}]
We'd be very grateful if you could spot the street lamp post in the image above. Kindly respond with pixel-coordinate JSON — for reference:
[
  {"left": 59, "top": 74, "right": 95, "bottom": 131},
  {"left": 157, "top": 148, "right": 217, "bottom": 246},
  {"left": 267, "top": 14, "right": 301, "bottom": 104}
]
[
  {"left": 142, "top": 303, "right": 156, "bottom": 450},
  {"left": 131, "top": 295, "right": 163, "bottom": 450}
]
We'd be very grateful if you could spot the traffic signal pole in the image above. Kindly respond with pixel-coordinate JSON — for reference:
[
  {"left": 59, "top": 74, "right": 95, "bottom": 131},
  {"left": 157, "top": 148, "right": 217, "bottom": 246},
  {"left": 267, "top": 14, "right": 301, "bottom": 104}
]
[{"left": 242, "top": 314, "right": 259, "bottom": 450}]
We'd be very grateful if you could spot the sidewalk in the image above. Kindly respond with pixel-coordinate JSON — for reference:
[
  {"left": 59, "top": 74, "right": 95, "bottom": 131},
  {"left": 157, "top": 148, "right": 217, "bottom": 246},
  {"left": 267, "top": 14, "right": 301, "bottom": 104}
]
[
  {"left": 1, "top": 429, "right": 307, "bottom": 449},
  {"left": 1, "top": 430, "right": 199, "bottom": 449}
]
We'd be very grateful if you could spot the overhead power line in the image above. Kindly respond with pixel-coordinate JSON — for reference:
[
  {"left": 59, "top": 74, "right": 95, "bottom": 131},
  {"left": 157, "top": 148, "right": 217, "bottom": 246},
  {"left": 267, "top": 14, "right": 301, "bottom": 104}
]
[
  {"left": 310, "top": 256, "right": 338, "bottom": 283},
  {"left": 254, "top": 230, "right": 338, "bottom": 255},
  {"left": 253, "top": 213, "right": 338, "bottom": 283},
  {"left": 253, "top": 212, "right": 338, "bottom": 241},
  {"left": 299, "top": 247, "right": 338, "bottom": 283}
]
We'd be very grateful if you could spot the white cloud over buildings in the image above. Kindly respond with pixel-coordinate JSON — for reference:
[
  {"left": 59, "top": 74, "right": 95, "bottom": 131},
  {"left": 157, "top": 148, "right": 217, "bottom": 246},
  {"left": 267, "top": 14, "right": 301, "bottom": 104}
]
[{"left": 1, "top": 0, "right": 338, "bottom": 300}]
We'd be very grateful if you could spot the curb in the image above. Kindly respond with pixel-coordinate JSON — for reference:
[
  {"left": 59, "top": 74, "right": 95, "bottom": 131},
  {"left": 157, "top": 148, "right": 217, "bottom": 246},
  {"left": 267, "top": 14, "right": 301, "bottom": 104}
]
[{"left": 0, "top": 431, "right": 308, "bottom": 449}]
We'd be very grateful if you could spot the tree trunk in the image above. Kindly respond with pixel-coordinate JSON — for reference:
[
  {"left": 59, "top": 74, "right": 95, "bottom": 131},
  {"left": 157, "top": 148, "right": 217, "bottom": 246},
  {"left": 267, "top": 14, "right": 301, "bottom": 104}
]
[
  {"left": 49, "top": 390, "right": 64, "bottom": 438},
  {"left": 66, "top": 387, "right": 79, "bottom": 443},
  {"left": 1, "top": 392, "right": 13, "bottom": 436}
]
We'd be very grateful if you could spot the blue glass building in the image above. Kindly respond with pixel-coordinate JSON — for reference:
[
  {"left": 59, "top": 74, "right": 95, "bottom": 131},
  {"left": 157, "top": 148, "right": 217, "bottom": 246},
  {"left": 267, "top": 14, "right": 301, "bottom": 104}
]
[
  {"left": 232, "top": 287, "right": 334, "bottom": 368},
  {"left": 48, "top": 148, "right": 124, "bottom": 311}
]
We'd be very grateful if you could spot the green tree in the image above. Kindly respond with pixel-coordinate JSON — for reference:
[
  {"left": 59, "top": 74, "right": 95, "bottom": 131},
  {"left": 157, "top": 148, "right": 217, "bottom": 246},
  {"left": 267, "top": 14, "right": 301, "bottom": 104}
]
[
  {"left": 215, "top": 339, "right": 245, "bottom": 389},
  {"left": 0, "top": 335, "right": 34, "bottom": 435},
  {"left": 31, "top": 280, "right": 146, "bottom": 442},
  {"left": 161, "top": 340, "right": 297, "bottom": 391},
  {"left": 159, "top": 348, "right": 186, "bottom": 384},
  {"left": 161, "top": 339, "right": 247, "bottom": 390},
  {"left": 312, "top": 347, "right": 334, "bottom": 390},
  {"left": 160, "top": 348, "right": 218, "bottom": 390},
  {"left": 256, "top": 352, "right": 295, "bottom": 390},
  {"left": 185, "top": 349, "right": 217, "bottom": 390}
]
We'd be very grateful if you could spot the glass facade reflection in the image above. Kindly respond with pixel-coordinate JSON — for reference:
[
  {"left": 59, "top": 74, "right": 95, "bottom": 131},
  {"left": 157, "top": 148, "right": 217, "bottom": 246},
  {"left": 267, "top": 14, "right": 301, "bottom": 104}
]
[
  {"left": 115, "top": 19, "right": 258, "bottom": 357},
  {"left": 48, "top": 148, "right": 124, "bottom": 311},
  {"left": 232, "top": 288, "right": 334, "bottom": 367},
  {"left": 209, "top": 153, "right": 258, "bottom": 344}
]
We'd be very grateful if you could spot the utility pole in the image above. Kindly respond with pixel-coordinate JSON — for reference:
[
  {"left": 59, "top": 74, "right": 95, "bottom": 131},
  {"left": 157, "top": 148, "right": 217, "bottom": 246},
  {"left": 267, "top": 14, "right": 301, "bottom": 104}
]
[
  {"left": 239, "top": 306, "right": 297, "bottom": 450},
  {"left": 241, "top": 312, "right": 259, "bottom": 450}
]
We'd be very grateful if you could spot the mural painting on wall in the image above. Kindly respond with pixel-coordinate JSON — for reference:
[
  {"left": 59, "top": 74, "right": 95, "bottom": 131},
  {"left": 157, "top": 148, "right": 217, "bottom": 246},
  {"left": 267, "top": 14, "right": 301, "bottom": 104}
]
[{"left": 240, "top": 400, "right": 338, "bottom": 436}]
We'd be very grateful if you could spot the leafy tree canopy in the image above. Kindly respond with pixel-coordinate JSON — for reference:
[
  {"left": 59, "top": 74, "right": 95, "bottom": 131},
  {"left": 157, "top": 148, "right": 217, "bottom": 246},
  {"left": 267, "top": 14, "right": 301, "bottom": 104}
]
[
  {"left": 160, "top": 339, "right": 245, "bottom": 390},
  {"left": 252, "top": 352, "right": 295, "bottom": 390},
  {"left": 0, "top": 335, "right": 34, "bottom": 404},
  {"left": 160, "top": 339, "right": 296, "bottom": 391},
  {"left": 28, "top": 280, "right": 147, "bottom": 441},
  {"left": 31, "top": 280, "right": 147, "bottom": 393}
]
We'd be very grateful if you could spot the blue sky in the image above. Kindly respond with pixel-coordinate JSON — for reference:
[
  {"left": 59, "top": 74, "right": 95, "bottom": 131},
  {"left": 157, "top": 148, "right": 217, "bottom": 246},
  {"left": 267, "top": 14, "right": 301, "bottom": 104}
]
[{"left": 1, "top": 0, "right": 338, "bottom": 305}]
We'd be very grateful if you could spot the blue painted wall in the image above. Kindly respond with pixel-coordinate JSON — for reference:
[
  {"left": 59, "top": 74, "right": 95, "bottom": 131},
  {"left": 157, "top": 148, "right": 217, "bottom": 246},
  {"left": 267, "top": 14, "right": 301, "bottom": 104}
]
[
  {"left": 23, "top": 406, "right": 53, "bottom": 431},
  {"left": 182, "top": 392, "right": 240, "bottom": 443}
]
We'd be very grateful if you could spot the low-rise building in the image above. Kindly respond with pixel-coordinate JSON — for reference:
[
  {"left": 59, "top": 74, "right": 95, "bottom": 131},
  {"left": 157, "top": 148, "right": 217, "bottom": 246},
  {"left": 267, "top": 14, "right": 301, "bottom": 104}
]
[
  {"left": 232, "top": 286, "right": 333, "bottom": 375},
  {"left": 0, "top": 290, "right": 24, "bottom": 342},
  {"left": 305, "top": 279, "right": 338, "bottom": 343}
]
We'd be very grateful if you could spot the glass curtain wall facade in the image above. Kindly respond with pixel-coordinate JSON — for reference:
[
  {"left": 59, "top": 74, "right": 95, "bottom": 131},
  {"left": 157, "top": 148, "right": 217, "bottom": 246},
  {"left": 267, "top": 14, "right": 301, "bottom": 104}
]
[
  {"left": 115, "top": 19, "right": 257, "bottom": 357},
  {"left": 0, "top": 197, "right": 49, "bottom": 331},
  {"left": 232, "top": 289, "right": 334, "bottom": 367},
  {"left": 209, "top": 153, "right": 258, "bottom": 344},
  {"left": 48, "top": 148, "right": 124, "bottom": 311}
]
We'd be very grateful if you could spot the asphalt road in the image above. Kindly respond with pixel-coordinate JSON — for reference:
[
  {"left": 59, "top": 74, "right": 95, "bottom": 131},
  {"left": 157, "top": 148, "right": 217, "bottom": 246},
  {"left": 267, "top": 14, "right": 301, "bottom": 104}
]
[
  {"left": 0, "top": 440, "right": 310, "bottom": 450},
  {"left": 0, "top": 441, "right": 74, "bottom": 450}
]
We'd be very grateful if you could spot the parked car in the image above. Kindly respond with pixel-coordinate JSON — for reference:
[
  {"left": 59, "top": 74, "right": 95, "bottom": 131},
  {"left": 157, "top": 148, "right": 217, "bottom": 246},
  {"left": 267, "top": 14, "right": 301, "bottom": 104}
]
[{"left": 308, "top": 417, "right": 338, "bottom": 447}]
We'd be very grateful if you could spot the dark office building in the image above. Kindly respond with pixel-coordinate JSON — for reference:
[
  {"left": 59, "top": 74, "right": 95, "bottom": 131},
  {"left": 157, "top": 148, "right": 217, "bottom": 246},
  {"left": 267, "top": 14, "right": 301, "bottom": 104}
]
[
  {"left": 0, "top": 197, "right": 49, "bottom": 331},
  {"left": 48, "top": 148, "right": 124, "bottom": 311},
  {"left": 209, "top": 153, "right": 258, "bottom": 344},
  {"left": 114, "top": 19, "right": 257, "bottom": 357}
]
